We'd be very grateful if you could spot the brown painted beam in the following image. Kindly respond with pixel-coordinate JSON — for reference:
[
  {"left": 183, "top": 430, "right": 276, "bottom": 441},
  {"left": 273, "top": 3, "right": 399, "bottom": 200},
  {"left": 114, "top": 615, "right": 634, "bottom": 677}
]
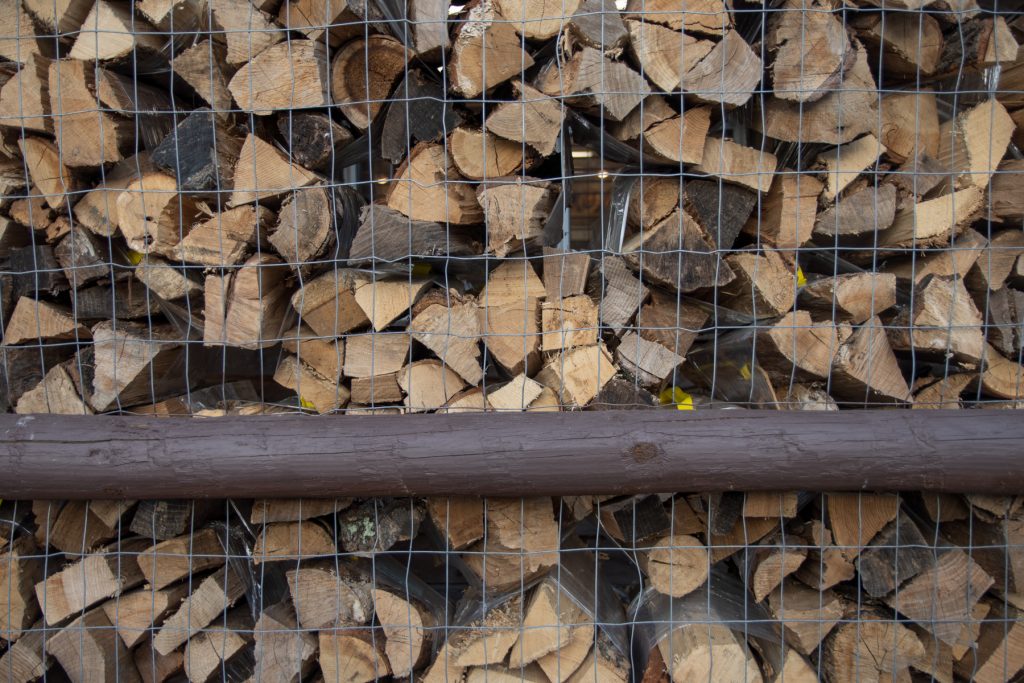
[{"left": 1, "top": 410, "right": 1022, "bottom": 498}]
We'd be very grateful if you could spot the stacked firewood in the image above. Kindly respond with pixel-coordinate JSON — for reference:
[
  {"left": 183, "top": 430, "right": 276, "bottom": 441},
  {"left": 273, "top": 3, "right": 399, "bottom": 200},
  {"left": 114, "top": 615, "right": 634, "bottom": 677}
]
[
  {"left": 0, "top": 0, "right": 1023, "bottom": 414},
  {"left": 1, "top": 493, "right": 1022, "bottom": 683}
]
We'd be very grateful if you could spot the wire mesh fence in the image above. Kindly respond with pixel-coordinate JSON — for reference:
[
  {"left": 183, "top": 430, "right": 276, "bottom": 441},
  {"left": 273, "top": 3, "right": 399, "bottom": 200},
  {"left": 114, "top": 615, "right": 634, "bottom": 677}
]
[
  {"left": 0, "top": 0, "right": 1021, "bottom": 415},
  {"left": 2, "top": 493, "right": 1022, "bottom": 683},
  {"left": 1, "top": 0, "right": 1023, "bottom": 680}
]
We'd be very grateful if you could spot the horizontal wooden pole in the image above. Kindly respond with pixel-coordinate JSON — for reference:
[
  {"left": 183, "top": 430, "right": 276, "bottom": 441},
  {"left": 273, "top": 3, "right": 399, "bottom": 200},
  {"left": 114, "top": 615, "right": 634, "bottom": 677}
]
[{"left": 1, "top": 410, "right": 1022, "bottom": 498}]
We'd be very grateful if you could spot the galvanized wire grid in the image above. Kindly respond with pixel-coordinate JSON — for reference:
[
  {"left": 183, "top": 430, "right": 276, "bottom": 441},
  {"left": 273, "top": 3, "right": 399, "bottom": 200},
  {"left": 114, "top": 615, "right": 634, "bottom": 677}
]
[
  {"left": 0, "top": 0, "right": 1020, "bottom": 415},
  {"left": 1, "top": 493, "right": 1022, "bottom": 682}
]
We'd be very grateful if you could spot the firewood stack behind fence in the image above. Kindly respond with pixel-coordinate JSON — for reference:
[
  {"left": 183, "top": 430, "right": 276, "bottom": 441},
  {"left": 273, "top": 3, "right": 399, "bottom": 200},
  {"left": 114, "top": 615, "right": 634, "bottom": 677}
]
[{"left": 1, "top": 0, "right": 1023, "bottom": 680}]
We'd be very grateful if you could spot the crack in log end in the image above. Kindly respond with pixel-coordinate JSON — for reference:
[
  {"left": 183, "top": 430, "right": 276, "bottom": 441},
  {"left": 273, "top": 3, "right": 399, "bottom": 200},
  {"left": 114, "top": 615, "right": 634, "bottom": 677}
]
[{"left": 630, "top": 441, "right": 664, "bottom": 464}]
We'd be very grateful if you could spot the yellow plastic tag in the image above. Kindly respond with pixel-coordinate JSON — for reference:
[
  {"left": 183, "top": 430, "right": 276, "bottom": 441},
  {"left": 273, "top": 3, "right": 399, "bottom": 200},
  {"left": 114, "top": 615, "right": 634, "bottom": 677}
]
[
  {"left": 739, "top": 363, "right": 752, "bottom": 380},
  {"left": 659, "top": 386, "right": 695, "bottom": 411},
  {"left": 299, "top": 397, "right": 316, "bottom": 410},
  {"left": 796, "top": 266, "right": 807, "bottom": 287},
  {"left": 126, "top": 250, "right": 144, "bottom": 266}
]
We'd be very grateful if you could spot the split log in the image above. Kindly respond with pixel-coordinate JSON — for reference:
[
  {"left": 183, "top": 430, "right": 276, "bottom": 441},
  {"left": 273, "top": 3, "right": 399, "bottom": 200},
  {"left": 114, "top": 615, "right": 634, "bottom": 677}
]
[
  {"left": 543, "top": 248, "right": 590, "bottom": 301},
  {"left": 267, "top": 185, "right": 343, "bottom": 273},
  {"left": 129, "top": 500, "right": 216, "bottom": 542},
  {"left": 616, "top": 331, "right": 684, "bottom": 388},
  {"left": 410, "top": 0, "right": 450, "bottom": 57},
  {"left": 886, "top": 546, "right": 993, "bottom": 646},
  {"left": 479, "top": 260, "right": 544, "bottom": 375},
  {"left": 658, "top": 623, "right": 762, "bottom": 683},
  {"left": 204, "top": 254, "right": 290, "bottom": 349},
  {"left": 953, "top": 600, "right": 1024, "bottom": 683},
  {"left": 535, "top": 343, "right": 616, "bottom": 407},
  {"left": 343, "top": 333, "right": 410, "bottom": 378},
  {"left": 831, "top": 319, "right": 912, "bottom": 405},
  {"left": 176, "top": 205, "right": 273, "bottom": 267},
  {"left": 757, "top": 174, "right": 824, "bottom": 251},
  {"left": 623, "top": 0, "right": 729, "bottom": 35},
  {"left": 38, "top": 500, "right": 120, "bottom": 553},
  {"left": 4, "top": 296, "right": 89, "bottom": 346},
  {"left": 485, "top": 82, "right": 564, "bottom": 157},
  {"left": 152, "top": 566, "right": 246, "bottom": 656},
  {"left": 134, "top": 257, "right": 202, "bottom": 302},
  {"left": 89, "top": 322, "right": 185, "bottom": 412},
  {"left": 49, "top": 59, "right": 132, "bottom": 167},
  {"left": 754, "top": 310, "right": 837, "bottom": 383},
  {"left": 813, "top": 183, "right": 897, "bottom": 241},
  {"left": 767, "top": 579, "right": 843, "bottom": 655},
  {"left": 622, "top": 209, "right": 732, "bottom": 293},
  {"left": 102, "top": 584, "right": 190, "bottom": 649},
  {"left": 279, "top": 112, "right": 353, "bottom": 172},
  {"left": 69, "top": 0, "right": 163, "bottom": 62},
  {"left": 253, "top": 601, "right": 318, "bottom": 682},
  {"left": 116, "top": 171, "right": 202, "bottom": 258},
  {"left": 967, "top": 229, "right": 1024, "bottom": 293},
  {"left": 642, "top": 108, "right": 712, "bottom": 165},
  {"left": 253, "top": 521, "right": 337, "bottom": 562},
  {"left": 277, "top": 0, "right": 362, "bottom": 47},
  {"left": 353, "top": 276, "right": 432, "bottom": 330},
  {"left": 877, "top": 186, "right": 985, "bottom": 249},
  {"left": 183, "top": 617, "right": 252, "bottom": 683},
  {"left": 286, "top": 559, "right": 374, "bottom": 630},
  {"left": 626, "top": 20, "right": 714, "bottom": 93},
  {"left": 857, "top": 515, "right": 932, "bottom": 598},
  {"left": 854, "top": 11, "right": 943, "bottom": 77},
  {"left": 374, "top": 588, "right": 438, "bottom": 677},
  {"left": 427, "top": 497, "right": 484, "bottom": 550},
  {"left": 410, "top": 301, "right": 483, "bottom": 385},
  {"left": 319, "top": 629, "right": 391, "bottom": 683},
  {"left": 888, "top": 275, "right": 985, "bottom": 363},
  {"left": 793, "top": 519, "right": 855, "bottom": 591},
  {"left": 0, "top": 621, "right": 50, "bottom": 682},
  {"left": 799, "top": 273, "right": 897, "bottom": 324},
  {"left": 400, "top": 359, "right": 468, "bottom": 411},
  {"left": 387, "top": 143, "right": 483, "bottom": 225},
  {"left": 450, "top": 2, "right": 534, "bottom": 98},
  {"left": 720, "top": 251, "right": 797, "bottom": 318},
  {"left": 290, "top": 269, "right": 369, "bottom": 338},
  {"left": 229, "top": 39, "right": 328, "bottom": 115},
  {"left": 210, "top": 0, "right": 285, "bottom": 67},
  {"left": 0, "top": 537, "right": 43, "bottom": 640},
  {"left": 150, "top": 109, "right": 242, "bottom": 194},
  {"left": 462, "top": 498, "right": 559, "bottom": 591},
  {"left": 48, "top": 608, "right": 142, "bottom": 683},
  {"left": 0, "top": 54, "right": 51, "bottom": 134},
  {"left": 743, "top": 532, "right": 807, "bottom": 603},
  {"left": 541, "top": 295, "right": 599, "bottom": 352},
  {"left": 821, "top": 611, "right": 925, "bottom": 683},
  {"left": 137, "top": 526, "right": 226, "bottom": 590},
  {"left": 766, "top": 0, "right": 852, "bottom": 103},
  {"left": 15, "top": 363, "right": 92, "bottom": 415},
  {"left": 757, "top": 43, "right": 878, "bottom": 145},
  {"left": 985, "top": 287, "right": 1024, "bottom": 358},
  {"left": 478, "top": 178, "right": 556, "bottom": 256},
  {"left": 35, "top": 539, "right": 148, "bottom": 625},
  {"left": 0, "top": 0, "right": 54, "bottom": 62},
  {"left": 676, "top": 30, "right": 761, "bottom": 108},
  {"left": 73, "top": 152, "right": 156, "bottom": 236},
  {"left": 331, "top": 35, "right": 409, "bottom": 129},
  {"left": 229, "top": 133, "right": 319, "bottom": 206},
  {"left": 935, "top": 98, "right": 1015, "bottom": 193},
  {"left": 350, "top": 204, "right": 481, "bottom": 263},
  {"left": 880, "top": 92, "right": 941, "bottom": 164},
  {"left": 558, "top": 46, "right": 649, "bottom": 121},
  {"left": 451, "top": 127, "right": 528, "bottom": 180},
  {"left": 171, "top": 41, "right": 234, "bottom": 116}
]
